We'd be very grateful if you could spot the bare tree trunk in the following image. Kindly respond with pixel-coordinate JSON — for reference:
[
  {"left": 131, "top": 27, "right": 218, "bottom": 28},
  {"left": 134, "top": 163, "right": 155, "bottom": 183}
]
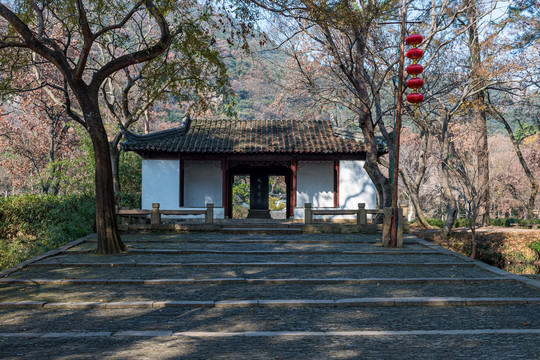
[
  {"left": 490, "top": 104, "right": 539, "bottom": 220},
  {"left": 400, "top": 170, "right": 433, "bottom": 228},
  {"left": 109, "top": 132, "right": 123, "bottom": 194},
  {"left": 399, "top": 126, "right": 433, "bottom": 228},
  {"left": 470, "top": 226, "right": 477, "bottom": 259},
  {"left": 83, "top": 98, "right": 125, "bottom": 254},
  {"left": 358, "top": 112, "right": 391, "bottom": 212},
  {"left": 144, "top": 108, "right": 150, "bottom": 134},
  {"left": 441, "top": 114, "right": 458, "bottom": 239},
  {"left": 475, "top": 106, "right": 490, "bottom": 225},
  {"left": 467, "top": 0, "right": 490, "bottom": 225}
]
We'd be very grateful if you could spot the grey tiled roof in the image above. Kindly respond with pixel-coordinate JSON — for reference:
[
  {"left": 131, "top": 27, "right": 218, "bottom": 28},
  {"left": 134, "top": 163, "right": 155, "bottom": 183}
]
[{"left": 121, "top": 119, "right": 379, "bottom": 154}]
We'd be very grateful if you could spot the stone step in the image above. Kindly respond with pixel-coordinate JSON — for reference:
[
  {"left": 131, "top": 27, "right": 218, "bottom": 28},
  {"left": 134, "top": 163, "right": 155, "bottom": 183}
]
[
  {"left": 2, "top": 281, "right": 536, "bottom": 303},
  {"left": 27, "top": 261, "right": 474, "bottom": 268},
  {"left": 2, "top": 329, "right": 540, "bottom": 338},
  {"left": 1, "top": 297, "right": 540, "bottom": 310},
  {"left": 2, "top": 331, "right": 539, "bottom": 360},
  {"left": 1, "top": 304, "right": 539, "bottom": 333},
  {"left": 218, "top": 223, "right": 302, "bottom": 229},
  {"left": 221, "top": 227, "right": 302, "bottom": 235},
  {"left": 38, "top": 252, "right": 460, "bottom": 266},
  {"left": 7, "top": 263, "right": 498, "bottom": 280},
  {"left": 0, "top": 276, "right": 512, "bottom": 285},
  {"left": 65, "top": 241, "right": 430, "bottom": 252},
  {"left": 65, "top": 248, "right": 442, "bottom": 255},
  {"left": 87, "top": 238, "right": 385, "bottom": 244}
]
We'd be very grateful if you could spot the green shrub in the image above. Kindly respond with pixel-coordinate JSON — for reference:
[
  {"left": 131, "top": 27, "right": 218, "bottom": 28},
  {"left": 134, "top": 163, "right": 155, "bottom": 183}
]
[
  {"left": 489, "top": 218, "right": 518, "bottom": 227},
  {"left": 233, "top": 204, "right": 249, "bottom": 219},
  {"left": 269, "top": 195, "right": 286, "bottom": 211},
  {"left": 0, "top": 194, "right": 96, "bottom": 270},
  {"left": 454, "top": 218, "right": 471, "bottom": 228},
  {"left": 115, "top": 191, "right": 141, "bottom": 209},
  {"left": 426, "top": 218, "right": 445, "bottom": 228},
  {"left": 528, "top": 241, "right": 540, "bottom": 258}
]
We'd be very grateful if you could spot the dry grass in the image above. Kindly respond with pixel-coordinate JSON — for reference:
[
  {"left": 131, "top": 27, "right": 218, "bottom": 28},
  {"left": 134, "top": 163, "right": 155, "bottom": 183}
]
[{"left": 411, "top": 227, "right": 540, "bottom": 276}]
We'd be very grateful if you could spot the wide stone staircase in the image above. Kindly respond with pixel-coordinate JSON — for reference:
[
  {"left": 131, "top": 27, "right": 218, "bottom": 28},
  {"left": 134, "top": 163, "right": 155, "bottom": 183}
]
[{"left": 0, "top": 232, "right": 539, "bottom": 359}]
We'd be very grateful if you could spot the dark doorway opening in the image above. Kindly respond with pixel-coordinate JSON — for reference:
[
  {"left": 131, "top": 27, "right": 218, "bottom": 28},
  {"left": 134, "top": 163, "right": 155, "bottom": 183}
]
[{"left": 227, "top": 165, "right": 291, "bottom": 219}]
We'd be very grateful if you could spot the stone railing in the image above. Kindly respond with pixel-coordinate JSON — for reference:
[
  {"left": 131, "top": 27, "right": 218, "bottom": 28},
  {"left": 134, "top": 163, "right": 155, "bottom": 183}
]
[
  {"left": 304, "top": 203, "right": 370, "bottom": 225},
  {"left": 303, "top": 203, "right": 408, "bottom": 225},
  {"left": 304, "top": 202, "right": 410, "bottom": 247},
  {"left": 116, "top": 203, "right": 214, "bottom": 226}
]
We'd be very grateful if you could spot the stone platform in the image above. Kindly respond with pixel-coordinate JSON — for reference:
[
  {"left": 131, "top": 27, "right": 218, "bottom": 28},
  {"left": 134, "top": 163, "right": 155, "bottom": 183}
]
[{"left": 0, "top": 232, "right": 539, "bottom": 359}]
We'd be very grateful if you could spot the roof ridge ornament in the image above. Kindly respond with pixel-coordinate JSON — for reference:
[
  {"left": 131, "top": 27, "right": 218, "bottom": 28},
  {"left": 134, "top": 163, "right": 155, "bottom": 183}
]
[{"left": 120, "top": 115, "right": 191, "bottom": 144}]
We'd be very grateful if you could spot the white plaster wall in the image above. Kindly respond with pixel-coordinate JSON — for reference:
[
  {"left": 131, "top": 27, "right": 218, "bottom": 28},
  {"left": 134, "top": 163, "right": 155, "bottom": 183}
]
[
  {"left": 184, "top": 160, "right": 222, "bottom": 207},
  {"left": 296, "top": 161, "right": 334, "bottom": 207},
  {"left": 142, "top": 159, "right": 180, "bottom": 210},
  {"left": 339, "top": 160, "right": 377, "bottom": 210},
  {"left": 294, "top": 160, "right": 377, "bottom": 219}
]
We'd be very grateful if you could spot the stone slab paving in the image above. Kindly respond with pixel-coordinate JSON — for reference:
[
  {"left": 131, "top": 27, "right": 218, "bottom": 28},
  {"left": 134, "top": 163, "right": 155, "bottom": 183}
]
[
  {"left": 1, "top": 282, "right": 538, "bottom": 302},
  {"left": 0, "top": 232, "right": 539, "bottom": 359},
  {"left": 30, "top": 252, "right": 461, "bottom": 264},
  {"left": 2, "top": 333, "right": 540, "bottom": 359},
  {"left": 67, "top": 240, "right": 430, "bottom": 252},
  {"left": 2, "top": 306, "right": 539, "bottom": 332},
  {"left": 6, "top": 264, "right": 498, "bottom": 280}
]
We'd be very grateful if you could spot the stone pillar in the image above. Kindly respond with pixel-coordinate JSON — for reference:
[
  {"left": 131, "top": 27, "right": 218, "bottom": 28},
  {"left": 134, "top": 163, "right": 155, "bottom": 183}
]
[
  {"left": 357, "top": 203, "right": 367, "bottom": 225},
  {"left": 206, "top": 203, "right": 214, "bottom": 224},
  {"left": 305, "top": 203, "right": 313, "bottom": 224}
]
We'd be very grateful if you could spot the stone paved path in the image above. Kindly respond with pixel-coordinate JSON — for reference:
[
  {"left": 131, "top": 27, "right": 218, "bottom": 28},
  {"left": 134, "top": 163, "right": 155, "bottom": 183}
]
[{"left": 1, "top": 232, "right": 539, "bottom": 359}]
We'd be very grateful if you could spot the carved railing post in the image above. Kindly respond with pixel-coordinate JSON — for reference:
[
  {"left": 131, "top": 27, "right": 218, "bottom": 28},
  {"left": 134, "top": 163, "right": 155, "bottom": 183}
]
[
  {"left": 357, "top": 203, "right": 367, "bottom": 225},
  {"left": 206, "top": 203, "right": 214, "bottom": 224},
  {"left": 151, "top": 203, "right": 161, "bottom": 226},
  {"left": 305, "top": 203, "right": 312, "bottom": 225}
]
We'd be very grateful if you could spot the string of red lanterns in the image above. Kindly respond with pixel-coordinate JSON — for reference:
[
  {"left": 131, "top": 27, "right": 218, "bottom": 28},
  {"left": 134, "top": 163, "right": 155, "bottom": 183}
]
[{"left": 405, "top": 34, "right": 424, "bottom": 109}]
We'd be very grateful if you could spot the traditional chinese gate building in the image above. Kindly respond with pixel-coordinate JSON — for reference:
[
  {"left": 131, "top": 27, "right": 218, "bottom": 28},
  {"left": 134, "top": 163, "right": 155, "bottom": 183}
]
[{"left": 121, "top": 117, "right": 385, "bottom": 219}]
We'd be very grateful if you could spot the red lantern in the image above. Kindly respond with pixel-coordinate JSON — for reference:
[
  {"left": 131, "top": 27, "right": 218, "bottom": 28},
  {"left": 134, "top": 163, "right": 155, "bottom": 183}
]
[
  {"left": 406, "top": 33, "right": 425, "bottom": 110},
  {"left": 406, "top": 48, "right": 424, "bottom": 61},
  {"left": 406, "top": 78, "right": 424, "bottom": 89},
  {"left": 406, "top": 64, "right": 424, "bottom": 76},
  {"left": 407, "top": 93, "right": 424, "bottom": 104},
  {"left": 406, "top": 34, "right": 423, "bottom": 47}
]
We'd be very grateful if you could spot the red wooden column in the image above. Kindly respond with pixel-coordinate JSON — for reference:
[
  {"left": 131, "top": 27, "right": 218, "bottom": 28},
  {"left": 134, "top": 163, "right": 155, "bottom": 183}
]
[
  {"left": 290, "top": 158, "right": 298, "bottom": 218},
  {"left": 179, "top": 158, "right": 184, "bottom": 207},
  {"left": 334, "top": 160, "right": 340, "bottom": 208},
  {"left": 221, "top": 158, "right": 229, "bottom": 218}
]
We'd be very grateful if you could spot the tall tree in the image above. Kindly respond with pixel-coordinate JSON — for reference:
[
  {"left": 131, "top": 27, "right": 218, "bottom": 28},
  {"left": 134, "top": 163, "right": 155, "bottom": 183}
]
[
  {"left": 0, "top": 1, "right": 181, "bottom": 253},
  {"left": 488, "top": 93, "right": 539, "bottom": 220},
  {"left": 466, "top": 0, "right": 490, "bottom": 225},
  {"left": 99, "top": 15, "right": 233, "bottom": 192},
  {"left": 241, "top": 0, "right": 409, "bottom": 210}
]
